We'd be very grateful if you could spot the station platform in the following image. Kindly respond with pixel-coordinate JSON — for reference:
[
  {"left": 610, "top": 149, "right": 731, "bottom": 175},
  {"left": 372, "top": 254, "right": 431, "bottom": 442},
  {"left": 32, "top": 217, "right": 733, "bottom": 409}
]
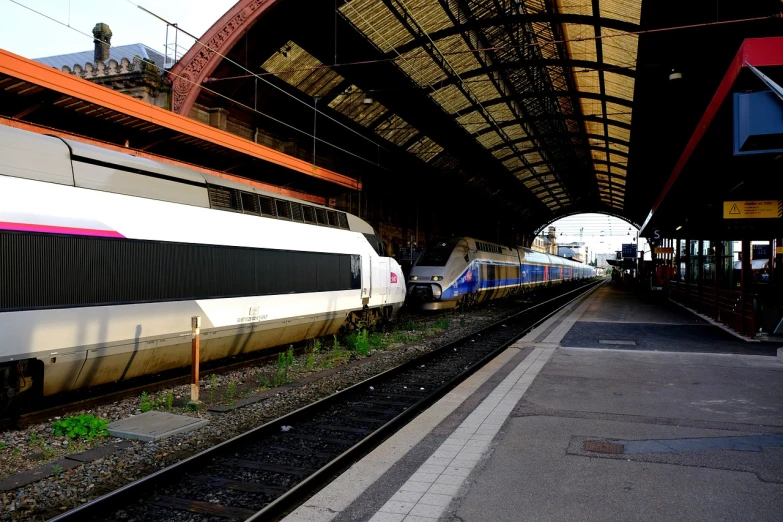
[{"left": 285, "top": 282, "right": 783, "bottom": 522}]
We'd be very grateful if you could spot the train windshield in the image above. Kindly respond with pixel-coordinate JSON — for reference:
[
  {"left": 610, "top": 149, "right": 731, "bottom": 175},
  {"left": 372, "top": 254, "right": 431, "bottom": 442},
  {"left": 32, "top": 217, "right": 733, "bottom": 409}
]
[{"left": 418, "top": 238, "right": 458, "bottom": 266}]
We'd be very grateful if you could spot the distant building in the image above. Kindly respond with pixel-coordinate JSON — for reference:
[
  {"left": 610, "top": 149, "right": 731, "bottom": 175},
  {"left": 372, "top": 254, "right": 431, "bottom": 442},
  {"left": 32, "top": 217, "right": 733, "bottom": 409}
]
[
  {"left": 594, "top": 253, "right": 613, "bottom": 269},
  {"left": 35, "top": 23, "right": 167, "bottom": 107},
  {"left": 531, "top": 226, "right": 558, "bottom": 254}
]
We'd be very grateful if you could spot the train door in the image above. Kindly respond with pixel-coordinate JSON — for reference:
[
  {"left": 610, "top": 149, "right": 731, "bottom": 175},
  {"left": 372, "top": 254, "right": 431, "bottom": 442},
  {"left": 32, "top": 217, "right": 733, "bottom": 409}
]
[
  {"left": 362, "top": 252, "right": 372, "bottom": 302},
  {"left": 378, "top": 259, "right": 389, "bottom": 304}
]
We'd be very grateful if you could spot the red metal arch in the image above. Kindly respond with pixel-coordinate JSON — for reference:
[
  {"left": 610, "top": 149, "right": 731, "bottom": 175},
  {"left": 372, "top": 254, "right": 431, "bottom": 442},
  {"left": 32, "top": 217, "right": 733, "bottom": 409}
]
[{"left": 168, "top": 0, "right": 281, "bottom": 115}]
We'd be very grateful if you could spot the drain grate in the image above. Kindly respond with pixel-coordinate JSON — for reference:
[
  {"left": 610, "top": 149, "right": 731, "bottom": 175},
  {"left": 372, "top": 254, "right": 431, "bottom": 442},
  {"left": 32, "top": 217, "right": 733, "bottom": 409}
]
[
  {"left": 584, "top": 440, "right": 625, "bottom": 454},
  {"left": 598, "top": 340, "right": 637, "bottom": 346}
]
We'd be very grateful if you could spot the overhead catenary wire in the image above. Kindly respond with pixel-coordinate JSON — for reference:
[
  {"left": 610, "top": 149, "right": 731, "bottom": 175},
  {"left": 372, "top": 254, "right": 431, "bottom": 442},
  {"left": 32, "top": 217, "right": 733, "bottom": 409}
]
[{"left": 6, "top": 0, "right": 390, "bottom": 171}]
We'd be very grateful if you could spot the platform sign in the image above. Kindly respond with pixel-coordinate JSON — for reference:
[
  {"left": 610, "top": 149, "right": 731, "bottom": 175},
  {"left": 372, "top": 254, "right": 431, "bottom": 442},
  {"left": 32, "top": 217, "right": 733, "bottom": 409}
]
[
  {"left": 753, "top": 245, "right": 771, "bottom": 259},
  {"left": 621, "top": 244, "right": 637, "bottom": 258},
  {"left": 778, "top": 246, "right": 783, "bottom": 255},
  {"left": 654, "top": 247, "right": 673, "bottom": 255},
  {"left": 723, "top": 200, "right": 782, "bottom": 219}
]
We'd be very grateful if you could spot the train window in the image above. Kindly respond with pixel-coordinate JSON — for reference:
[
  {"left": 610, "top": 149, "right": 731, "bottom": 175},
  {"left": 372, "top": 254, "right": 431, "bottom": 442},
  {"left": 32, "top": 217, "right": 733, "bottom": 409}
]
[
  {"left": 475, "top": 241, "right": 502, "bottom": 254},
  {"left": 327, "top": 210, "right": 339, "bottom": 227},
  {"left": 208, "top": 186, "right": 240, "bottom": 211},
  {"left": 338, "top": 213, "right": 349, "bottom": 229},
  {"left": 302, "top": 205, "right": 316, "bottom": 224},
  {"left": 419, "top": 238, "right": 458, "bottom": 266},
  {"left": 290, "top": 202, "right": 304, "bottom": 222},
  {"left": 240, "top": 192, "right": 260, "bottom": 215},
  {"left": 0, "top": 232, "right": 363, "bottom": 311},
  {"left": 275, "top": 199, "right": 293, "bottom": 220},
  {"left": 259, "top": 196, "right": 276, "bottom": 217},
  {"left": 315, "top": 208, "right": 328, "bottom": 226}
]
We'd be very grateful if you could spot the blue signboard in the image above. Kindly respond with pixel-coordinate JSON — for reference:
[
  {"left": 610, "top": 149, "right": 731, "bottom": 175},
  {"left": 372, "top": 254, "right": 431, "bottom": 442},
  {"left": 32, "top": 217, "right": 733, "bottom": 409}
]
[
  {"left": 621, "top": 244, "right": 637, "bottom": 259},
  {"left": 753, "top": 244, "right": 770, "bottom": 259}
]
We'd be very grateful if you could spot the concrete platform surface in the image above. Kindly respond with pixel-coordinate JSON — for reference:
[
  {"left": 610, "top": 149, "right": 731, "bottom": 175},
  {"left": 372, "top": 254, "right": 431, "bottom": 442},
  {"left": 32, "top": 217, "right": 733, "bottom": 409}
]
[
  {"left": 108, "top": 411, "right": 209, "bottom": 442},
  {"left": 451, "top": 347, "right": 783, "bottom": 521}
]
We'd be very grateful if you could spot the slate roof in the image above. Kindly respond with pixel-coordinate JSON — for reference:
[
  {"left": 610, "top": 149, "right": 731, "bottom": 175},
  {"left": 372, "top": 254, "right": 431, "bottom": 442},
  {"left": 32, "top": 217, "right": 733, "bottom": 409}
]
[{"left": 35, "top": 43, "right": 167, "bottom": 71}]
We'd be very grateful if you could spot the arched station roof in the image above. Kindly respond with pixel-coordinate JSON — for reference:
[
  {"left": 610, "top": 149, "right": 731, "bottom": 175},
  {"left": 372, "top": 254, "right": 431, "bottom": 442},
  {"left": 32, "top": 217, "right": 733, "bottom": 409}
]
[{"left": 168, "top": 0, "right": 781, "bottom": 234}]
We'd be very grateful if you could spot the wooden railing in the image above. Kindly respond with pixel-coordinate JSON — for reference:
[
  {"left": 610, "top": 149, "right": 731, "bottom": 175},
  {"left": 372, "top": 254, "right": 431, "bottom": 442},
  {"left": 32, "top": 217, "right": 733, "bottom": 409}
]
[{"left": 669, "top": 281, "right": 756, "bottom": 337}]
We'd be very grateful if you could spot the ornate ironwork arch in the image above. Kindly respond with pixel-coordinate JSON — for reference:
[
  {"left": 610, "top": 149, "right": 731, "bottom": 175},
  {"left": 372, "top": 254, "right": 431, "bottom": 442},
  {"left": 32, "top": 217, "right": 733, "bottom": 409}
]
[{"left": 167, "top": 0, "right": 282, "bottom": 115}]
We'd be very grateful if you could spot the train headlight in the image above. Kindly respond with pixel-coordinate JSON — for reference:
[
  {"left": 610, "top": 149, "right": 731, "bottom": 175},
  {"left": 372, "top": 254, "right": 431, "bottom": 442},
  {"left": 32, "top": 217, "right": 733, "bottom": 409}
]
[
  {"left": 411, "top": 275, "right": 419, "bottom": 281},
  {"left": 431, "top": 284, "right": 442, "bottom": 300},
  {"left": 431, "top": 276, "right": 443, "bottom": 281}
]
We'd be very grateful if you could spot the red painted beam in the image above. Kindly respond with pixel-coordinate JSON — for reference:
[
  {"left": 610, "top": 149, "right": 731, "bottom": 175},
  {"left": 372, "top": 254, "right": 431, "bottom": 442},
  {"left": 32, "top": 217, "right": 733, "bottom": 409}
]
[{"left": 640, "top": 37, "right": 783, "bottom": 234}]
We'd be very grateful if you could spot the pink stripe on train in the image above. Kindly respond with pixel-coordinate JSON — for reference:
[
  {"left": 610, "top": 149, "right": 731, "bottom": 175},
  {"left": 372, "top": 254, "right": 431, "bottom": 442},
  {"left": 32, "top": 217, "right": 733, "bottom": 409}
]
[{"left": 0, "top": 221, "right": 125, "bottom": 238}]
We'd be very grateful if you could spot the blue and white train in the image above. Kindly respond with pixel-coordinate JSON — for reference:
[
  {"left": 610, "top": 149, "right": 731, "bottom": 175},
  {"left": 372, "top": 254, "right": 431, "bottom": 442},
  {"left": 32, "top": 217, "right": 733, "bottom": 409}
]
[{"left": 407, "top": 237, "right": 595, "bottom": 310}]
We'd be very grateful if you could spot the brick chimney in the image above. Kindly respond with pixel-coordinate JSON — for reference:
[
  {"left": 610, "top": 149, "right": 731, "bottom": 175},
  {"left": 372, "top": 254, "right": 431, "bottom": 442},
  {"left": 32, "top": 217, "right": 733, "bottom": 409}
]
[{"left": 92, "top": 23, "right": 112, "bottom": 63}]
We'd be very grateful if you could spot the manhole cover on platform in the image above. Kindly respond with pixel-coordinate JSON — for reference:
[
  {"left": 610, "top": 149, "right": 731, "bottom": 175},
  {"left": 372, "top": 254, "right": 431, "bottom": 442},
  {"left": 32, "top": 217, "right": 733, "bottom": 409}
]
[
  {"left": 598, "top": 340, "right": 637, "bottom": 346},
  {"left": 584, "top": 440, "right": 625, "bottom": 454}
]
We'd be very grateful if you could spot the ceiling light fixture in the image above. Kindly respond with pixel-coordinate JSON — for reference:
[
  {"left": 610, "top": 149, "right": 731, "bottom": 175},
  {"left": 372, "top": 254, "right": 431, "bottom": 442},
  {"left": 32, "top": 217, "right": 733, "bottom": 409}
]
[
  {"left": 363, "top": 96, "right": 374, "bottom": 105},
  {"left": 676, "top": 225, "right": 683, "bottom": 231}
]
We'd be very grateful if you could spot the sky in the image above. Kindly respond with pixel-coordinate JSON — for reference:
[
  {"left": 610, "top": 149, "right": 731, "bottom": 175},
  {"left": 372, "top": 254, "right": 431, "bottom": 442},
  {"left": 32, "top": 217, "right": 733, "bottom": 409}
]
[
  {"left": 545, "top": 213, "right": 650, "bottom": 261},
  {"left": 0, "top": 0, "right": 237, "bottom": 60}
]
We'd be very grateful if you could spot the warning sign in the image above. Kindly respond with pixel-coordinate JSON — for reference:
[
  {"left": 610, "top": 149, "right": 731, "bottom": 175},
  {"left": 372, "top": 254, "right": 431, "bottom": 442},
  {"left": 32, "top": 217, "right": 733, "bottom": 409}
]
[{"left": 723, "top": 200, "right": 782, "bottom": 219}]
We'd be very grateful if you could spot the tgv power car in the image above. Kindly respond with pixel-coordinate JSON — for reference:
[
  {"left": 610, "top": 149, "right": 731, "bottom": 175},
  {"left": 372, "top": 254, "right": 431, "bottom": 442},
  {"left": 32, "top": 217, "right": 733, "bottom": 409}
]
[
  {"left": 408, "top": 237, "right": 595, "bottom": 310},
  {"left": 0, "top": 125, "right": 404, "bottom": 407}
]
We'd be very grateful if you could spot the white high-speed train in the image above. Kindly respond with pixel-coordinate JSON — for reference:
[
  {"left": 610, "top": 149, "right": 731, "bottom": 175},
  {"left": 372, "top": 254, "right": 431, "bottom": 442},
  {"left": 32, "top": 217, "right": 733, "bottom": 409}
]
[
  {"left": 0, "top": 124, "right": 405, "bottom": 407},
  {"left": 408, "top": 237, "right": 595, "bottom": 310}
]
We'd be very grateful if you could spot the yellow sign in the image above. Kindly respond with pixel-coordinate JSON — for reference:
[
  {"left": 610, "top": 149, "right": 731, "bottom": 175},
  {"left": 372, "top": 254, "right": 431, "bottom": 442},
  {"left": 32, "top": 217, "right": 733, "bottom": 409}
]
[
  {"left": 778, "top": 246, "right": 783, "bottom": 255},
  {"left": 654, "top": 247, "right": 673, "bottom": 254},
  {"left": 723, "top": 200, "right": 782, "bottom": 219}
]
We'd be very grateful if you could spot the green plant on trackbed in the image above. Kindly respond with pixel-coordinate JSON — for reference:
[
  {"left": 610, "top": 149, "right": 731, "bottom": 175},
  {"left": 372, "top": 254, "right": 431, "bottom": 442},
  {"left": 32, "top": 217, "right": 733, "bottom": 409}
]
[
  {"left": 209, "top": 374, "right": 217, "bottom": 403},
  {"left": 51, "top": 414, "right": 109, "bottom": 441},
  {"left": 434, "top": 316, "right": 451, "bottom": 331},
  {"left": 166, "top": 391, "right": 174, "bottom": 410},
  {"left": 274, "top": 346, "right": 295, "bottom": 386},
  {"left": 139, "top": 391, "right": 153, "bottom": 413},
  {"left": 345, "top": 329, "right": 370, "bottom": 356},
  {"left": 52, "top": 463, "right": 64, "bottom": 475},
  {"left": 403, "top": 319, "right": 416, "bottom": 331},
  {"left": 0, "top": 441, "right": 6, "bottom": 450},
  {"left": 186, "top": 401, "right": 200, "bottom": 411},
  {"left": 226, "top": 381, "right": 236, "bottom": 403}
]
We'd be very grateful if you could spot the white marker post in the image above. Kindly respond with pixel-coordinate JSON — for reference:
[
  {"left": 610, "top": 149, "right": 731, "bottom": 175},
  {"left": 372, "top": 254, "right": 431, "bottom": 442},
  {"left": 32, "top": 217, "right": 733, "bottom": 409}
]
[{"left": 191, "top": 316, "right": 201, "bottom": 403}]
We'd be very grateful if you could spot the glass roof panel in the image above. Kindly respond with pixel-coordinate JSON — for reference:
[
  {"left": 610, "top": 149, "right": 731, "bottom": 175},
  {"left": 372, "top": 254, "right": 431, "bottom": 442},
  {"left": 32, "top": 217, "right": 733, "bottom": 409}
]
[
  {"left": 374, "top": 114, "right": 420, "bottom": 147},
  {"left": 396, "top": 50, "right": 448, "bottom": 87},
  {"left": 604, "top": 71, "right": 635, "bottom": 101},
  {"left": 429, "top": 85, "right": 472, "bottom": 114},
  {"left": 600, "top": 0, "right": 643, "bottom": 25},
  {"left": 477, "top": 131, "right": 505, "bottom": 149},
  {"left": 261, "top": 41, "right": 344, "bottom": 98},
  {"left": 407, "top": 135, "right": 444, "bottom": 162},
  {"left": 606, "top": 102, "right": 632, "bottom": 124},
  {"left": 492, "top": 147, "right": 515, "bottom": 160},
  {"left": 562, "top": 23, "right": 597, "bottom": 62},
  {"left": 328, "top": 85, "right": 387, "bottom": 126},
  {"left": 457, "top": 111, "right": 491, "bottom": 134},
  {"left": 609, "top": 141, "right": 629, "bottom": 154},
  {"left": 339, "top": 0, "right": 451, "bottom": 53},
  {"left": 601, "top": 28, "right": 638, "bottom": 69},
  {"left": 608, "top": 125, "right": 631, "bottom": 142}
]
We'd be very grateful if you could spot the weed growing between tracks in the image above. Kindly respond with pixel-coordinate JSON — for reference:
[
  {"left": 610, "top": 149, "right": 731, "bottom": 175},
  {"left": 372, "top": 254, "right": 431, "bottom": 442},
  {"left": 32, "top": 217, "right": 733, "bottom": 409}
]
[{"left": 51, "top": 415, "right": 108, "bottom": 441}]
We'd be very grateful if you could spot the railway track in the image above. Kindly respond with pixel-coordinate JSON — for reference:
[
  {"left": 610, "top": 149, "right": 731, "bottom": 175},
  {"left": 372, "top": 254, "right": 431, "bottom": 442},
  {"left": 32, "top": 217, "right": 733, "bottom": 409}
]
[{"left": 48, "top": 280, "right": 600, "bottom": 522}]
